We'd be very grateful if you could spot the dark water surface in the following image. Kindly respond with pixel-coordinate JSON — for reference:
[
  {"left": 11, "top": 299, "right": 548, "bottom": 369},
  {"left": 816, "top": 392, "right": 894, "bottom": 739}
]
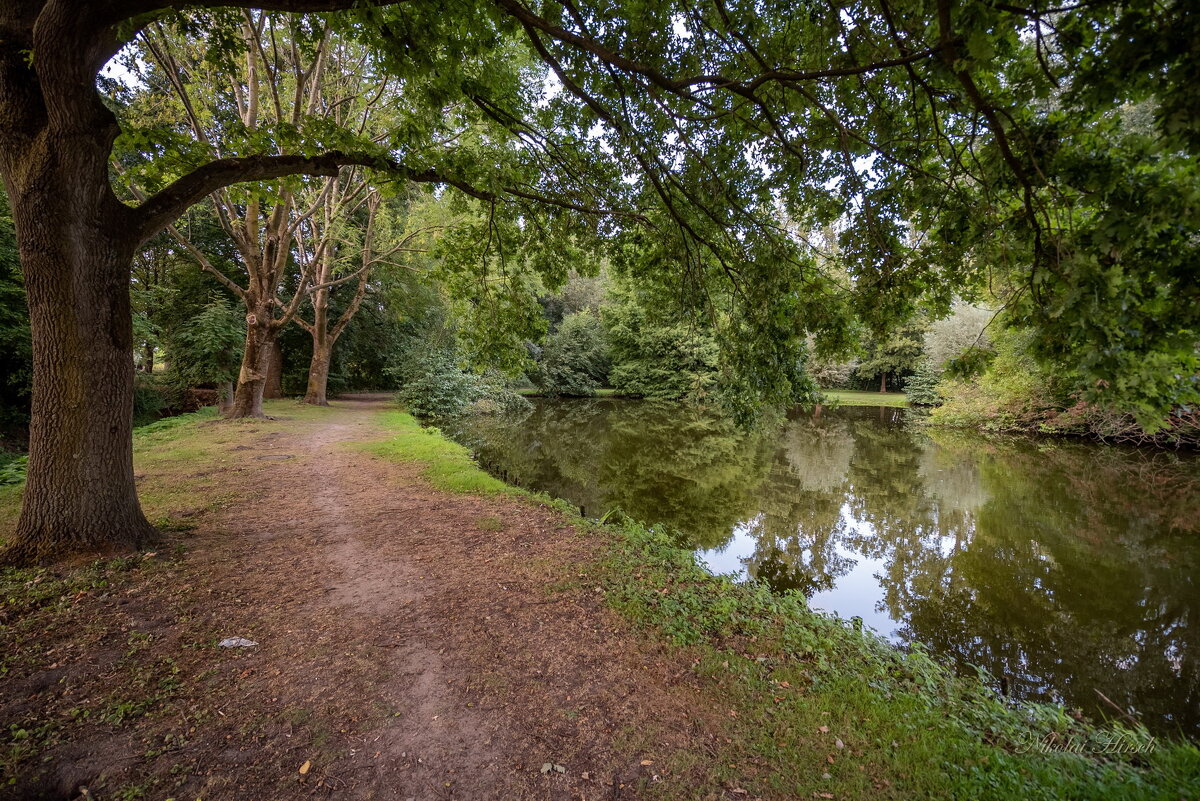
[{"left": 442, "top": 399, "right": 1200, "bottom": 736}]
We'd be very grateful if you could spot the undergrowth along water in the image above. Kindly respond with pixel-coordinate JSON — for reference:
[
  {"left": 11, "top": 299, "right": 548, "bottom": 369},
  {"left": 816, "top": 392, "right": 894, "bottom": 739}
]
[{"left": 375, "top": 403, "right": 1200, "bottom": 800}]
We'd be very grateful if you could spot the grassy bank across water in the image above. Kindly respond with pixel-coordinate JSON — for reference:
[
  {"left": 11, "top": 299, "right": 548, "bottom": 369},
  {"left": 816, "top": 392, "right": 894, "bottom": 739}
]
[
  {"left": 368, "top": 405, "right": 1195, "bottom": 800},
  {"left": 819, "top": 390, "right": 909, "bottom": 408}
]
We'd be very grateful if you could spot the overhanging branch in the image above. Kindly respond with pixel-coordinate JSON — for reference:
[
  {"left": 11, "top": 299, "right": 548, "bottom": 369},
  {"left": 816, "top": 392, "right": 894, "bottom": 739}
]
[{"left": 132, "top": 150, "right": 638, "bottom": 246}]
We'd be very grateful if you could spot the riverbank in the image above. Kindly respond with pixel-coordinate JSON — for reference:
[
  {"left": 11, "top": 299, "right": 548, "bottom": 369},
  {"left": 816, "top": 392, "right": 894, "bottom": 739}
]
[{"left": 1, "top": 398, "right": 1196, "bottom": 800}]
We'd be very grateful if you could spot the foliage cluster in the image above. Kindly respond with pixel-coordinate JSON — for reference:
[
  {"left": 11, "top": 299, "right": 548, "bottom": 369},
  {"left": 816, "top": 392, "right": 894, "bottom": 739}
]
[
  {"left": 530, "top": 311, "right": 610, "bottom": 397},
  {"left": 904, "top": 361, "right": 943, "bottom": 407},
  {"left": 0, "top": 455, "right": 26, "bottom": 487},
  {"left": 602, "top": 288, "right": 720, "bottom": 400},
  {"left": 164, "top": 296, "right": 245, "bottom": 394}
]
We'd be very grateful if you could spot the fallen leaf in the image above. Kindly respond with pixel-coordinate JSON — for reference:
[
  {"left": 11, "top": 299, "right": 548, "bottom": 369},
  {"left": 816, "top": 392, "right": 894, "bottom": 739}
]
[
  {"left": 299, "top": 761, "right": 311, "bottom": 775},
  {"left": 554, "top": 764, "right": 566, "bottom": 774},
  {"left": 731, "top": 789, "right": 748, "bottom": 795},
  {"left": 818, "top": 725, "right": 829, "bottom": 734},
  {"left": 826, "top": 755, "right": 835, "bottom": 764},
  {"left": 540, "top": 763, "right": 553, "bottom": 775},
  {"left": 640, "top": 760, "right": 654, "bottom": 766},
  {"left": 835, "top": 738, "right": 844, "bottom": 749}
]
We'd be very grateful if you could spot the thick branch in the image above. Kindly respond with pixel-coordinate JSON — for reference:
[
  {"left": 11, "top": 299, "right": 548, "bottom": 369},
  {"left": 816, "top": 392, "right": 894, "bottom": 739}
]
[{"left": 133, "top": 150, "right": 634, "bottom": 246}]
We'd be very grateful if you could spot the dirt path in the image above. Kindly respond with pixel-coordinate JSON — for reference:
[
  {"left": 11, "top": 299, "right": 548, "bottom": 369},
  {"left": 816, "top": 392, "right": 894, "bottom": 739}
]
[{"left": 4, "top": 397, "right": 726, "bottom": 800}]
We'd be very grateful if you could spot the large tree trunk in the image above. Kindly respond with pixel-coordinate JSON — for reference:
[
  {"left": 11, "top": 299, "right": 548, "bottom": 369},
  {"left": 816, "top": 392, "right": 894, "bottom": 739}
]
[
  {"left": 304, "top": 333, "right": 333, "bottom": 406},
  {"left": 0, "top": 92, "right": 156, "bottom": 564},
  {"left": 228, "top": 307, "right": 276, "bottom": 418},
  {"left": 263, "top": 340, "right": 284, "bottom": 399}
]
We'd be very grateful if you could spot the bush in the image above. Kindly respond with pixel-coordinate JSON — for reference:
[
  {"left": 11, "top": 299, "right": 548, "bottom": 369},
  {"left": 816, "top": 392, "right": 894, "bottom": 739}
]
[
  {"left": 532, "top": 311, "right": 610, "bottom": 397},
  {"left": 132, "top": 372, "right": 184, "bottom": 425},
  {"left": 905, "top": 360, "right": 942, "bottom": 406},
  {"left": 395, "top": 351, "right": 484, "bottom": 419},
  {"left": 603, "top": 296, "right": 719, "bottom": 400},
  {"left": 396, "top": 352, "right": 530, "bottom": 420},
  {"left": 165, "top": 295, "right": 244, "bottom": 395}
]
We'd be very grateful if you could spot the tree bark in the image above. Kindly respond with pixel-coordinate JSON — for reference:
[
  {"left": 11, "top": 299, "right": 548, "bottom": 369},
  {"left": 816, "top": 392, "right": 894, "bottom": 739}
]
[
  {"left": 304, "top": 334, "right": 333, "bottom": 406},
  {"left": 228, "top": 303, "right": 277, "bottom": 418},
  {"left": 880, "top": 373, "right": 887, "bottom": 393},
  {"left": 0, "top": 40, "right": 157, "bottom": 562},
  {"left": 264, "top": 339, "right": 284, "bottom": 399}
]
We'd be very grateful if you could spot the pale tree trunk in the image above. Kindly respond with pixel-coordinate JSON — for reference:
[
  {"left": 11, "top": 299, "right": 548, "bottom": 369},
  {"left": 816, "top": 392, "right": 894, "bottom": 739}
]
[
  {"left": 228, "top": 297, "right": 278, "bottom": 418},
  {"left": 303, "top": 289, "right": 333, "bottom": 405},
  {"left": 264, "top": 340, "right": 284, "bottom": 399},
  {"left": 304, "top": 334, "right": 333, "bottom": 405},
  {"left": 298, "top": 193, "right": 409, "bottom": 407},
  {"left": 880, "top": 373, "right": 887, "bottom": 393}
]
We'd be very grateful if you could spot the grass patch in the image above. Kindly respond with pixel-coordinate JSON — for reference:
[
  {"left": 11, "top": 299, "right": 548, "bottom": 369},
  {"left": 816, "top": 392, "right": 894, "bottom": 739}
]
[
  {"left": 360, "top": 408, "right": 511, "bottom": 495},
  {"left": 517, "top": 387, "right": 623, "bottom": 398},
  {"left": 820, "top": 390, "right": 909, "bottom": 407},
  {"left": 587, "top": 518, "right": 1199, "bottom": 800}
]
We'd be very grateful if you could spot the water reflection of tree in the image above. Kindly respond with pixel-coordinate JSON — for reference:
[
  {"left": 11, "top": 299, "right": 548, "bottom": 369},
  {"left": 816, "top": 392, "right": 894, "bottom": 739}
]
[
  {"left": 596, "top": 402, "right": 775, "bottom": 548},
  {"left": 448, "top": 399, "right": 776, "bottom": 548},
  {"left": 885, "top": 434, "right": 1200, "bottom": 734},
  {"left": 741, "top": 412, "right": 857, "bottom": 593},
  {"left": 450, "top": 401, "right": 1200, "bottom": 735}
]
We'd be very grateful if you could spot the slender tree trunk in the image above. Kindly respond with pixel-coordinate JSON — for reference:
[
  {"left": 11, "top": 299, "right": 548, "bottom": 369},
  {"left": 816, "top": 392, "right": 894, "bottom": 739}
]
[
  {"left": 304, "top": 333, "right": 333, "bottom": 406},
  {"left": 0, "top": 119, "right": 156, "bottom": 564},
  {"left": 142, "top": 343, "right": 155, "bottom": 373},
  {"left": 880, "top": 373, "right": 887, "bottom": 393},
  {"left": 263, "top": 340, "right": 284, "bottom": 399},
  {"left": 303, "top": 288, "right": 332, "bottom": 405}
]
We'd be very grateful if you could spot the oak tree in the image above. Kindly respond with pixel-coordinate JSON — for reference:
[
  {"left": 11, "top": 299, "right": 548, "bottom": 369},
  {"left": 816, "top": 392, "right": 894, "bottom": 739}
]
[{"left": 1, "top": 0, "right": 1194, "bottom": 563}]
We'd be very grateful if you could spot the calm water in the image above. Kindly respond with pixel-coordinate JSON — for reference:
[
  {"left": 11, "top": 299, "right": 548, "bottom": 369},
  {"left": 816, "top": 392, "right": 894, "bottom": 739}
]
[{"left": 442, "top": 399, "right": 1200, "bottom": 736}]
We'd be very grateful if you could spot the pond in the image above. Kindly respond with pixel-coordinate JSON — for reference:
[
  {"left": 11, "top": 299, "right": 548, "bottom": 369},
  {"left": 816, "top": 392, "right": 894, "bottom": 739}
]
[{"left": 441, "top": 398, "right": 1200, "bottom": 737}]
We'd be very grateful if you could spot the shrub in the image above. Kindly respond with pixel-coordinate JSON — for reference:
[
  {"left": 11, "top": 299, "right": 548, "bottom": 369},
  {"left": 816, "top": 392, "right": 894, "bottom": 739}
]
[
  {"left": 165, "top": 296, "right": 244, "bottom": 395},
  {"left": 603, "top": 298, "right": 718, "bottom": 400},
  {"left": 532, "top": 311, "right": 610, "bottom": 397},
  {"left": 396, "top": 352, "right": 530, "bottom": 420},
  {"left": 905, "top": 360, "right": 943, "bottom": 406},
  {"left": 133, "top": 373, "right": 167, "bottom": 425}
]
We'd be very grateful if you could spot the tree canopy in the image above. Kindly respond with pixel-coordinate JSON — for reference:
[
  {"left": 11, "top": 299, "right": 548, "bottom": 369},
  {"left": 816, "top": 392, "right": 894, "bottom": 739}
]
[{"left": 103, "top": 0, "right": 1199, "bottom": 422}]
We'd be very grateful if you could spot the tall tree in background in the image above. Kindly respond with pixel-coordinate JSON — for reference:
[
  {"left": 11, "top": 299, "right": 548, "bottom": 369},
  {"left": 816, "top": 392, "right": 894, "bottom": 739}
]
[
  {"left": 295, "top": 187, "right": 434, "bottom": 405},
  {"left": 131, "top": 14, "right": 356, "bottom": 417}
]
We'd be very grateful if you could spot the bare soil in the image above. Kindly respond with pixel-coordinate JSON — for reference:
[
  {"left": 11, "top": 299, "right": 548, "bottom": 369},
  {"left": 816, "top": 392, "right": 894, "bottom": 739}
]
[{"left": 2, "top": 397, "right": 730, "bottom": 800}]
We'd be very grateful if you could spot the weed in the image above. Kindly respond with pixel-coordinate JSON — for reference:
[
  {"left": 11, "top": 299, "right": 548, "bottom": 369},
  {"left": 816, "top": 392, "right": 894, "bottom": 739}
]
[{"left": 476, "top": 515, "right": 505, "bottom": 531}]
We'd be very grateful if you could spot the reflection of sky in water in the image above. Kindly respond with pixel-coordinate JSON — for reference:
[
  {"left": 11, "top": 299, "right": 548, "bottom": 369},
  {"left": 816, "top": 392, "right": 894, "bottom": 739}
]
[{"left": 700, "top": 508, "right": 901, "bottom": 640}]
